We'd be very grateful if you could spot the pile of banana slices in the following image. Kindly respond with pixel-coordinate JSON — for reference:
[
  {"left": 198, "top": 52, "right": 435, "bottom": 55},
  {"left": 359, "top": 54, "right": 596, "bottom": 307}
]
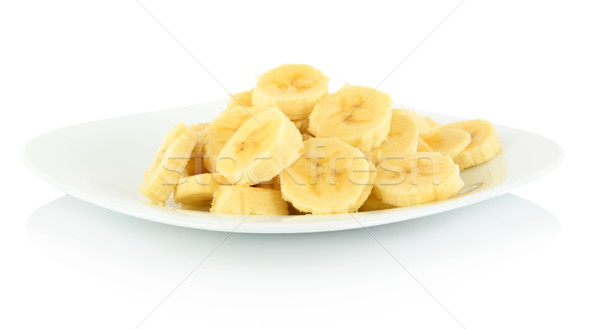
[{"left": 140, "top": 64, "right": 502, "bottom": 216}]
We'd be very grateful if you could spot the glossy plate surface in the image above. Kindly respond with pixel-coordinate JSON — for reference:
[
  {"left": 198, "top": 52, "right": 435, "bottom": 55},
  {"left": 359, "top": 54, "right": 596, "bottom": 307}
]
[{"left": 23, "top": 101, "right": 563, "bottom": 233}]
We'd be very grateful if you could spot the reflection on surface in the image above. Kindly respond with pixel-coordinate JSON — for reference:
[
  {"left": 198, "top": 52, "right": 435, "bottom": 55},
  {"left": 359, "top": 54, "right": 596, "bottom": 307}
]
[{"left": 27, "top": 193, "right": 559, "bottom": 286}]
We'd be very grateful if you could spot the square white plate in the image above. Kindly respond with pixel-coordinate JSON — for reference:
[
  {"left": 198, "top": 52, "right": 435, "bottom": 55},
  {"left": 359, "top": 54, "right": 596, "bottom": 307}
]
[{"left": 23, "top": 101, "right": 563, "bottom": 233}]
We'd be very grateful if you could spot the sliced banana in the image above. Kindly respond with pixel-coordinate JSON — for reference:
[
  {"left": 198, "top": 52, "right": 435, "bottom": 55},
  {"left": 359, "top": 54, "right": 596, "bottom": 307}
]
[
  {"left": 279, "top": 138, "right": 374, "bottom": 214},
  {"left": 211, "top": 185, "right": 289, "bottom": 215},
  {"left": 185, "top": 122, "right": 210, "bottom": 176},
  {"left": 140, "top": 64, "right": 505, "bottom": 215},
  {"left": 190, "top": 122, "right": 210, "bottom": 132},
  {"left": 423, "top": 116, "right": 440, "bottom": 132},
  {"left": 440, "top": 119, "right": 502, "bottom": 170},
  {"left": 292, "top": 118, "right": 310, "bottom": 134},
  {"left": 417, "top": 138, "right": 433, "bottom": 152},
  {"left": 226, "top": 89, "right": 253, "bottom": 109},
  {"left": 217, "top": 107, "right": 303, "bottom": 185},
  {"left": 140, "top": 123, "right": 197, "bottom": 205},
  {"left": 422, "top": 128, "right": 471, "bottom": 158},
  {"left": 396, "top": 109, "right": 437, "bottom": 135},
  {"left": 174, "top": 173, "right": 227, "bottom": 205},
  {"left": 374, "top": 152, "right": 463, "bottom": 207},
  {"left": 359, "top": 192, "right": 396, "bottom": 212},
  {"left": 252, "top": 64, "right": 329, "bottom": 120},
  {"left": 253, "top": 177, "right": 281, "bottom": 190},
  {"left": 204, "top": 105, "right": 270, "bottom": 172},
  {"left": 301, "top": 133, "right": 313, "bottom": 141},
  {"left": 309, "top": 84, "right": 393, "bottom": 153},
  {"left": 368, "top": 109, "right": 419, "bottom": 164}
]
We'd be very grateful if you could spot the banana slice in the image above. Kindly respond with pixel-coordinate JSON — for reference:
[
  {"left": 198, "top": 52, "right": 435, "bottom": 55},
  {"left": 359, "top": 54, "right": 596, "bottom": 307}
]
[
  {"left": 417, "top": 138, "right": 433, "bottom": 152},
  {"left": 301, "top": 133, "right": 313, "bottom": 141},
  {"left": 204, "top": 105, "right": 271, "bottom": 173},
  {"left": 253, "top": 175, "right": 281, "bottom": 190},
  {"left": 190, "top": 122, "right": 210, "bottom": 131},
  {"left": 359, "top": 192, "right": 396, "bottom": 212},
  {"left": 140, "top": 123, "right": 197, "bottom": 205},
  {"left": 174, "top": 173, "right": 227, "bottom": 205},
  {"left": 211, "top": 185, "right": 289, "bottom": 215},
  {"left": 396, "top": 109, "right": 434, "bottom": 135},
  {"left": 423, "top": 116, "right": 440, "bottom": 132},
  {"left": 422, "top": 128, "right": 471, "bottom": 158},
  {"left": 252, "top": 64, "right": 329, "bottom": 120},
  {"left": 253, "top": 177, "right": 281, "bottom": 190},
  {"left": 226, "top": 89, "right": 253, "bottom": 109},
  {"left": 185, "top": 122, "right": 210, "bottom": 176},
  {"left": 374, "top": 152, "right": 463, "bottom": 206},
  {"left": 309, "top": 84, "right": 393, "bottom": 153},
  {"left": 292, "top": 118, "right": 310, "bottom": 134},
  {"left": 440, "top": 119, "right": 502, "bottom": 170},
  {"left": 279, "top": 138, "right": 374, "bottom": 214},
  {"left": 368, "top": 109, "right": 419, "bottom": 164},
  {"left": 217, "top": 107, "right": 303, "bottom": 185}
]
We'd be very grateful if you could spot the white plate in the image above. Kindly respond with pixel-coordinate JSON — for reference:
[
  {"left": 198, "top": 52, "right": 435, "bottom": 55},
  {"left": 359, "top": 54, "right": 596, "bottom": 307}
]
[{"left": 23, "top": 101, "right": 563, "bottom": 233}]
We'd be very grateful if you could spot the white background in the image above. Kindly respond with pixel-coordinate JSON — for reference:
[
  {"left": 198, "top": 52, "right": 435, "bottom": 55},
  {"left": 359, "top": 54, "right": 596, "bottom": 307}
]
[{"left": 1, "top": 0, "right": 599, "bottom": 328}]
